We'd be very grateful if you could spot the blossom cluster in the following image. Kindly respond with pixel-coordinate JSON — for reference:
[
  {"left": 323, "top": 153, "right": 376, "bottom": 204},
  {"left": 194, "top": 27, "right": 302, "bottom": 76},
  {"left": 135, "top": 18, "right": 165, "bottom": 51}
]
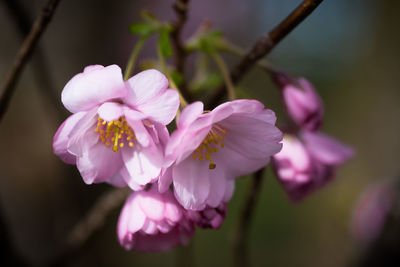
[
  {"left": 271, "top": 71, "right": 354, "bottom": 201},
  {"left": 53, "top": 65, "right": 283, "bottom": 252}
]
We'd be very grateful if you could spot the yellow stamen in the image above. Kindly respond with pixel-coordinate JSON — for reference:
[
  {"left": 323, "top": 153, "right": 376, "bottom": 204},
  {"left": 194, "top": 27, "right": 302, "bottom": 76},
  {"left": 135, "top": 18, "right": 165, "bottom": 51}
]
[
  {"left": 95, "top": 116, "right": 136, "bottom": 152},
  {"left": 191, "top": 124, "right": 227, "bottom": 170}
]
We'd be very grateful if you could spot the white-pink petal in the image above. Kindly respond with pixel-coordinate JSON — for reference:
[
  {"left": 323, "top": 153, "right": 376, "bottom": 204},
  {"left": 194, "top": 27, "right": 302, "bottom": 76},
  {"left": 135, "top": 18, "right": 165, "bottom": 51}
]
[
  {"left": 136, "top": 89, "right": 179, "bottom": 125},
  {"left": 173, "top": 157, "right": 211, "bottom": 210},
  {"left": 124, "top": 69, "right": 169, "bottom": 107},
  {"left": 53, "top": 111, "right": 86, "bottom": 164},
  {"left": 62, "top": 65, "right": 126, "bottom": 113},
  {"left": 97, "top": 102, "right": 124, "bottom": 121}
]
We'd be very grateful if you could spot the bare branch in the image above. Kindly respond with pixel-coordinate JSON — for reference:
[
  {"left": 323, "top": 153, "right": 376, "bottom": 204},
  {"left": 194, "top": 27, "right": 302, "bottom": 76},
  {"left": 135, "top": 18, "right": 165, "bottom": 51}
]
[
  {"left": 171, "top": 0, "right": 193, "bottom": 102},
  {"left": 232, "top": 169, "right": 265, "bottom": 267},
  {"left": 207, "top": 0, "right": 324, "bottom": 108},
  {"left": 0, "top": 0, "right": 62, "bottom": 123},
  {"left": 4, "top": 0, "right": 67, "bottom": 122}
]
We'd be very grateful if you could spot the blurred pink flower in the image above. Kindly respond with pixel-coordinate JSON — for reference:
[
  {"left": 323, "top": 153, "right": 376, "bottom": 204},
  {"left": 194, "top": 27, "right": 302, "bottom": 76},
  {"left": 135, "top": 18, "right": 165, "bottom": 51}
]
[
  {"left": 186, "top": 203, "right": 227, "bottom": 229},
  {"left": 117, "top": 187, "right": 195, "bottom": 252},
  {"left": 163, "top": 100, "right": 282, "bottom": 210},
  {"left": 53, "top": 65, "right": 179, "bottom": 189},
  {"left": 351, "top": 180, "right": 395, "bottom": 245},
  {"left": 272, "top": 71, "right": 324, "bottom": 131},
  {"left": 273, "top": 131, "right": 354, "bottom": 201}
]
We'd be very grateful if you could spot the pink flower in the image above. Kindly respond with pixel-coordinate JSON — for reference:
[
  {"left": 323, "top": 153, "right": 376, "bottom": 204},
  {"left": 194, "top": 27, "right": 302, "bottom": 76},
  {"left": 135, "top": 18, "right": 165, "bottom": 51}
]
[
  {"left": 186, "top": 203, "right": 227, "bottom": 229},
  {"left": 163, "top": 99, "right": 282, "bottom": 210},
  {"left": 273, "top": 131, "right": 354, "bottom": 201},
  {"left": 351, "top": 180, "right": 395, "bottom": 245},
  {"left": 117, "top": 187, "right": 195, "bottom": 252},
  {"left": 53, "top": 65, "right": 179, "bottom": 189},
  {"left": 272, "top": 71, "right": 324, "bottom": 131}
]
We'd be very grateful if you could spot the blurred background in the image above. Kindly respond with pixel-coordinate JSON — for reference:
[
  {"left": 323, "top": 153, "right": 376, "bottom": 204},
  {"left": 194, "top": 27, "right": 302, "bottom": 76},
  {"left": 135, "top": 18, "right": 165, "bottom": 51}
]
[{"left": 0, "top": 0, "right": 399, "bottom": 266}]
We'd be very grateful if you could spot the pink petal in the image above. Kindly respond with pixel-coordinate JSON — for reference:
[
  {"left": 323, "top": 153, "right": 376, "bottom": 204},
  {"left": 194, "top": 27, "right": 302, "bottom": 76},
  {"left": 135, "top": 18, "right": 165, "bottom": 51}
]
[
  {"left": 120, "top": 166, "right": 145, "bottom": 191},
  {"left": 217, "top": 99, "right": 264, "bottom": 115},
  {"left": 177, "top": 101, "right": 204, "bottom": 129},
  {"left": 62, "top": 65, "right": 126, "bottom": 113},
  {"left": 301, "top": 131, "right": 354, "bottom": 165},
  {"left": 223, "top": 180, "right": 235, "bottom": 202},
  {"left": 124, "top": 110, "right": 151, "bottom": 147},
  {"left": 157, "top": 220, "right": 173, "bottom": 233},
  {"left": 170, "top": 126, "right": 211, "bottom": 164},
  {"left": 107, "top": 171, "right": 127, "bottom": 187},
  {"left": 274, "top": 136, "right": 311, "bottom": 172},
  {"left": 124, "top": 69, "right": 169, "bottom": 107},
  {"left": 206, "top": 166, "right": 226, "bottom": 208},
  {"left": 158, "top": 168, "right": 173, "bottom": 193},
  {"left": 163, "top": 192, "right": 183, "bottom": 222},
  {"left": 139, "top": 190, "right": 165, "bottom": 221},
  {"left": 173, "top": 157, "right": 211, "bottom": 210},
  {"left": 122, "top": 147, "right": 162, "bottom": 186},
  {"left": 125, "top": 197, "right": 146, "bottom": 233},
  {"left": 76, "top": 141, "right": 123, "bottom": 184},
  {"left": 97, "top": 102, "right": 123, "bottom": 121},
  {"left": 141, "top": 220, "right": 158, "bottom": 235},
  {"left": 136, "top": 89, "right": 179, "bottom": 125},
  {"left": 66, "top": 108, "right": 99, "bottom": 157},
  {"left": 218, "top": 114, "right": 282, "bottom": 177},
  {"left": 53, "top": 112, "right": 86, "bottom": 164},
  {"left": 252, "top": 109, "right": 277, "bottom": 125}
]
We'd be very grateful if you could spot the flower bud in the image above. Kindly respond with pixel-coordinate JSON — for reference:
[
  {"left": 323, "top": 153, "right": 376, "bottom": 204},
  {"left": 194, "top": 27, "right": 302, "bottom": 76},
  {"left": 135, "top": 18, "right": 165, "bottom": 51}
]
[
  {"left": 117, "top": 187, "right": 194, "bottom": 252},
  {"left": 272, "top": 71, "right": 324, "bottom": 131}
]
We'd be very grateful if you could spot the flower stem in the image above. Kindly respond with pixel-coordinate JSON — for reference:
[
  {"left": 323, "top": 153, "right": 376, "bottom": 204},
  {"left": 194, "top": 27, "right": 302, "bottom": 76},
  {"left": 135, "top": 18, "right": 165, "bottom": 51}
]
[
  {"left": 211, "top": 52, "right": 236, "bottom": 101},
  {"left": 157, "top": 41, "right": 188, "bottom": 109},
  {"left": 123, "top": 35, "right": 148, "bottom": 81}
]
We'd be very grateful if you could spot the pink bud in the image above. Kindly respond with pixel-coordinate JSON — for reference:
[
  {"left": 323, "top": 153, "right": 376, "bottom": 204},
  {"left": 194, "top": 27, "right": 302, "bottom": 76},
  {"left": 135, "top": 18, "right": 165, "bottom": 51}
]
[
  {"left": 186, "top": 203, "right": 227, "bottom": 229},
  {"left": 273, "top": 133, "right": 354, "bottom": 201},
  {"left": 272, "top": 71, "right": 324, "bottom": 131},
  {"left": 117, "top": 187, "right": 195, "bottom": 252}
]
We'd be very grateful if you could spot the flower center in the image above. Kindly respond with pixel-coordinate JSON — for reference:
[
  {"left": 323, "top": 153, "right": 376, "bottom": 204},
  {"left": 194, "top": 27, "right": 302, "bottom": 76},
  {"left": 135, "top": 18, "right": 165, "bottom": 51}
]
[
  {"left": 192, "top": 124, "right": 226, "bottom": 170},
  {"left": 95, "top": 116, "right": 136, "bottom": 152}
]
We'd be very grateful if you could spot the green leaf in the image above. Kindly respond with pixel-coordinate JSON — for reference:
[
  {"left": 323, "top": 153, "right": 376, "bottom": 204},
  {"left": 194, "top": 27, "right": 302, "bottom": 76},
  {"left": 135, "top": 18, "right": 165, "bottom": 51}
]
[
  {"left": 129, "top": 22, "right": 157, "bottom": 36},
  {"left": 158, "top": 27, "right": 173, "bottom": 58},
  {"left": 171, "top": 70, "right": 184, "bottom": 87}
]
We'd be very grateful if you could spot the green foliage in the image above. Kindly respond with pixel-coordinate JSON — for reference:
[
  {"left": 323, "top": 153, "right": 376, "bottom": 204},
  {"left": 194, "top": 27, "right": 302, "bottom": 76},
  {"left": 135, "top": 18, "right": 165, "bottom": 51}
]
[
  {"left": 186, "top": 30, "right": 226, "bottom": 55},
  {"left": 158, "top": 26, "right": 173, "bottom": 58},
  {"left": 189, "top": 55, "right": 223, "bottom": 93},
  {"left": 171, "top": 70, "right": 184, "bottom": 87},
  {"left": 129, "top": 23, "right": 157, "bottom": 36}
]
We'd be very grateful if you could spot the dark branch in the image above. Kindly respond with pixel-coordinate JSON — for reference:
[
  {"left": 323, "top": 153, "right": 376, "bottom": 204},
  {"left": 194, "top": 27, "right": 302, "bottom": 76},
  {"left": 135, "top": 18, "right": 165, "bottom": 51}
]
[
  {"left": 171, "top": 0, "right": 192, "bottom": 102},
  {"left": 207, "top": 0, "right": 324, "bottom": 108},
  {"left": 0, "top": 0, "right": 61, "bottom": 124},
  {"left": 232, "top": 168, "right": 265, "bottom": 267},
  {"left": 4, "top": 0, "right": 67, "bottom": 122}
]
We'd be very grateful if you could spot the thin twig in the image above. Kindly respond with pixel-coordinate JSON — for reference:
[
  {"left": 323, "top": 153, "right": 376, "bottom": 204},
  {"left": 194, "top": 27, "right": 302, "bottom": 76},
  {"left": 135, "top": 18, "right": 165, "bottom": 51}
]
[
  {"left": 124, "top": 35, "right": 149, "bottom": 80},
  {"left": 4, "top": 0, "right": 67, "bottom": 122},
  {"left": 171, "top": 0, "right": 192, "bottom": 102},
  {"left": 232, "top": 168, "right": 265, "bottom": 267},
  {"left": 211, "top": 53, "right": 236, "bottom": 101},
  {"left": 0, "top": 0, "right": 61, "bottom": 124},
  {"left": 207, "top": 0, "right": 324, "bottom": 108}
]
